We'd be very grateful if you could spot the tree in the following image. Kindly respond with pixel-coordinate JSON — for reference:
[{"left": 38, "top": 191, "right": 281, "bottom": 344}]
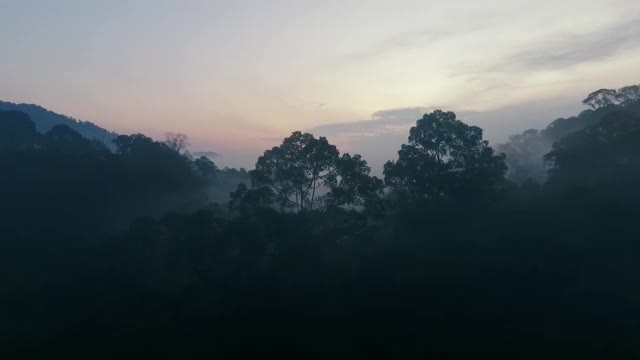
[
  {"left": 112, "top": 133, "right": 199, "bottom": 193},
  {"left": 193, "top": 156, "right": 218, "bottom": 180},
  {"left": 616, "top": 85, "right": 640, "bottom": 106},
  {"left": 582, "top": 85, "right": 640, "bottom": 110},
  {"left": 164, "top": 132, "right": 190, "bottom": 156},
  {"left": 229, "top": 183, "right": 275, "bottom": 213},
  {"left": 324, "top": 153, "right": 384, "bottom": 211},
  {"left": 583, "top": 88, "right": 618, "bottom": 109},
  {"left": 544, "top": 110, "right": 640, "bottom": 192},
  {"left": 384, "top": 110, "right": 508, "bottom": 202},
  {"left": 251, "top": 131, "right": 339, "bottom": 213},
  {"left": 251, "top": 131, "right": 382, "bottom": 213},
  {"left": 113, "top": 134, "right": 157, "bottom": 155}
]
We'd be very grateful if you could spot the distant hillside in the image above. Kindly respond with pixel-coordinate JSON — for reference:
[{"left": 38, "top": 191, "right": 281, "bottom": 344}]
[
  {"left": 497, "top": 85, "right": 640, "bottom": 184},
  {"left": 0, "top": 101, "right": 117, "bottom": 147}
]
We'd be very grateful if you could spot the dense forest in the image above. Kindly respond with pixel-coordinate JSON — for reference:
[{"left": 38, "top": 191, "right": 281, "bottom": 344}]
[{"left": 2, "top": 85, "right": 640, "bottom": 358}]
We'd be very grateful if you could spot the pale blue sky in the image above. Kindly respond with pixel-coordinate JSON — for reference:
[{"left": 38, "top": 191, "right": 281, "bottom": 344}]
[{"left": 1, "top": 0, "right": 639, "bottom": 168}]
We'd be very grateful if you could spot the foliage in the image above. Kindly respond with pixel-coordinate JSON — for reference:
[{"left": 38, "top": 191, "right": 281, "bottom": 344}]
[
  {"left": 4, "top": 87, "right": 640, "bottom": 358},
  {"left": 583, "top": 85, "right": 640, "bottom": 109},
  {"left": 545, "top": 110, "right": 640, "bottom": 194},
  {"left": 324, "top": 153, "right": 384, "bottom": 211},
  {"left": 497, "top": 86, "right": 640, "bottom": 184},
  {"left": 193, "top": 156, "right": 218, "bottom": 180},
  {"left": 250, "top": 131, "right": 382, "bottom": 213},
  {"left": 384, "top": 110, "right": 508, "bottom": 202},
  {"left": 164, "top": 132, "right": 190, "bottom": 156}
]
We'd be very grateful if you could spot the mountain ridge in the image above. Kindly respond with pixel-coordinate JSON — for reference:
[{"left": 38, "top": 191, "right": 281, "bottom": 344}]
[{"left": 0, "top": 100, "right": 117, "bottom": 147}]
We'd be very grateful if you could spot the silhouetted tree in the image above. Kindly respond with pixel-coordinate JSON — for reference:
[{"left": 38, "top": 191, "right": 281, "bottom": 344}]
[
  {"left": 251, "top": 132, "right": 383, "bottom": 213},
  {"left": 113, "top": 133, "right": 157, "bottom": 155},
  {"left": 617, "top": 85, "right": 640, "bottom": 106},
  {"left": 323, "top": 153, "right": 384, "bottom": 212},
  {"left": 545, "top": 110, "right": 640, "bottom": 193},
  {"left": 164, "top": 132, "right": 190, "bottom": 156},
  {"left": 384, "top": 110, "right": 508, "bottom": 202},
  {"left": 583, "top": 88, "right": 619, "bottom": 109},
  {"left": 229, "top": 183, "right": 276, "bottom": 213},
  {"left": 498, "top": 89, "right": 640, "bottom": 184},
  {"left": 193, "top": 155, "right": 218, "bottom": 180},
  {"left": 251, "top": 131, "right": 339, "bottom": 213},
  {"left": 111, "top": 133, "right": 206, "bottom": 214},
  {"left": 583, "top": 84, "right": 640, "bottom": 110}
]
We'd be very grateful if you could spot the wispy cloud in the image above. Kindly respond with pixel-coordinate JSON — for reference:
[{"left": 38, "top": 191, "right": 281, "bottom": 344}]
[
  {"left": 508, "top": 18, "right": 640, "bottom": 70},
  {"left": 344, "top": 29, "right": 448, "bottom": 62},
  {"left": 454, "top": 18, "right": 640, "bottom": 79},
  {"left": 310, "top": 107, "right": 437, "bottom": 138}
]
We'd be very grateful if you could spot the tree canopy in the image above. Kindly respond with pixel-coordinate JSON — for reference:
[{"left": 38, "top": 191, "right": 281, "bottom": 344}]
[
  {"left": 384, "top": 110, "right": 508, "bottom": 202},
  {"left": 4, "top": 86, "right": 640, "bottom": 358},
  {"left": 582, "top": 85, "right": 640, "bottom": 109},
  {"left": 250, "top": 131, "right": 382, "bottom": 213},
  {"left": 545, "top": 110, "right": 640, "bottom": 194}
]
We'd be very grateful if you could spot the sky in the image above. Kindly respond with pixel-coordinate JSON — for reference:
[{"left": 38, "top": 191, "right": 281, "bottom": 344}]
[{"left": 1, "top": 0, "right": 640, "bottom": 170}]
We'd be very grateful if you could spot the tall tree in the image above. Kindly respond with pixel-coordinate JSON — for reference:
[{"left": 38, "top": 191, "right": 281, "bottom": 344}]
[
  {"left": 384, "top": 110, "right": 508, "bottom": 202},
  {"left": 251, "top": 131, "right": 382, "bottom": 213},
  {"left": 164, "top": 132, "right": 190, "bottom": 156},
  {"left": 251, "top": 131, "right": 339, "bottom": 213}
]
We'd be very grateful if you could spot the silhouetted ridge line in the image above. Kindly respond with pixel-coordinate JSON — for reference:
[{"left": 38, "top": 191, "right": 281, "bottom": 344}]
[{"left": 0, "top": 100, "right": 117, "bottom": 148}]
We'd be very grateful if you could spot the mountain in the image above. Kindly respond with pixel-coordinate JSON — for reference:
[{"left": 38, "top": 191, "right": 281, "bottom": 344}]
[{"left": 0, "top": 101, "right": 117, "bottom": 147}]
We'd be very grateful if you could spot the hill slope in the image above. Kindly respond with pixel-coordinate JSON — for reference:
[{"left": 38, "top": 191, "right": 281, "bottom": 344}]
[{"left": 0, "top": 101, "right": 117, "bottom": 147}]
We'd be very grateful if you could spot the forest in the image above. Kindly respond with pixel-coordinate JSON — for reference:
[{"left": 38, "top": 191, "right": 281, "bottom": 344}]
[{"left": 1, "top": 85, "right": 640, "bottom": 358}]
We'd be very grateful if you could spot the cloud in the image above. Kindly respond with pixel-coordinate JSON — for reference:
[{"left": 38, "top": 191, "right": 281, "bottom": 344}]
[
  {"left": 508, "top": 18, "right": 640, "bottom": 70},
  {"left": 454, "top": 18, "right": 640, "bottom": 79},
  {"left": 436, "top": 18, "right": 640, "bottom": 110},
  {"left": 345, "top": 29, "right": 447, "bottom": 61},
  {"left": 310, "top": 107, "right": 437, "bottom": 137}
]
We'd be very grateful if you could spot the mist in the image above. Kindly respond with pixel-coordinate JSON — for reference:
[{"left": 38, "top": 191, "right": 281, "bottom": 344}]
[
  {"left": 3, "top": 1, "right": 640, "bottom": 357},
  {"left": 3, "top": 85, "right": 640, "bottom": 357}
]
